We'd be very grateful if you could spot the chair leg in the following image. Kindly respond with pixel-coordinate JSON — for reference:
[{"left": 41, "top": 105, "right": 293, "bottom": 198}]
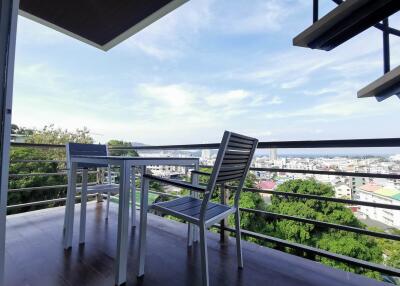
[
  {"left": 193, "top": 225, "right": 199, "bottom": 243},
  {"left": 199, "top": 224, "right": 209, "bottom": 286},
  {"left": 106, "top": 192, "right": 111, "bottom": 220},
  {"left": 137, "top": 174, "right": 149, "bottom": 277},
  {"left": 193, "top": 192, "right": 200, "bottom": 242},
  {"left": 79, "top": 169, "right": 88, "bottom": 244},
  {"left": 234, "top": 210, "right": 243, "bottom": 269},
  {"left": 131, "top": 168, "right": 136, "bottom": 227},
  {"left": 187, "top": 223, "right": 193, "bottom": 247}
]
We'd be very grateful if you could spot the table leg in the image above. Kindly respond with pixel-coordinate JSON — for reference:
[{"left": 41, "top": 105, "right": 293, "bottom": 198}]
[
  {"left": 79, "top": 168, "right": 88, "bottom": 244},
  {"left": 115, "top": 162, "right": 130, "bottom": 286},
  {"left": 63, "top": 163, "right": 77, "bottom": 249},
  {"left": 137, "top": 166, "right": 148, "bottom": 277},
  {"left": 131, "top": 168, "right": 136, "bottom": 228}
]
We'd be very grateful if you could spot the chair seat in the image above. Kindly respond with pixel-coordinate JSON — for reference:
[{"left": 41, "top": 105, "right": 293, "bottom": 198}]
[
  {"left": 152, "top": 196, "right": 234, "bottom": 225},
  {"left": 77, "top": 183, "right": 120, "bottom": 194}
]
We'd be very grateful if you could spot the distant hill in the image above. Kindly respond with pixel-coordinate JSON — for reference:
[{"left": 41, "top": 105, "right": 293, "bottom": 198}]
[
  {"left": 131, "top": 142, "right": 202, "bottom": 157},
  {"left": 131, "top": 142, "right": 148, "bottom": 147}
]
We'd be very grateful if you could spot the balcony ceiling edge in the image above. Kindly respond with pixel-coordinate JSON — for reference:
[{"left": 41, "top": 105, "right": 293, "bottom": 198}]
[{"left": 18, "top": 0, "right": 189, "bottom": 51}]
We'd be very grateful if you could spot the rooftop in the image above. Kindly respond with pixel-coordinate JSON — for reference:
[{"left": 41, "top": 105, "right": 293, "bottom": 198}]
[
  {"left": 256, "top": 180, "right": 276, "bottom": 190},
  {"left": 375, "top": 187, "right": 400, "bottom": 198},
  {"left": 358, "top": 183, "right": 400, "bottom": 200},
  {"left": 358, "top": 183, "right": 383, "bottom": 193},
  {"left": 5, "top": 202, "right": 390, "bottom": 286}
]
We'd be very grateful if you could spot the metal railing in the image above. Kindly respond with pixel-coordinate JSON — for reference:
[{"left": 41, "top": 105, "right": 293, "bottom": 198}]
[
  {"left": 7, "top": 139, "right": 400, "bottom": 277},
  {"left": 127, "top": 138, "right": 400, "bottom": 277}
]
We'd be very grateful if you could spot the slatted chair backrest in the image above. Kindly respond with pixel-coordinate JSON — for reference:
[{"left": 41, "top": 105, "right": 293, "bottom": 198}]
[
  {"left": 66, "top": 143, "right": 108, "bottom": 169},
  {"left": 201, "top": 131, "right": 258, "bottom": 218}
]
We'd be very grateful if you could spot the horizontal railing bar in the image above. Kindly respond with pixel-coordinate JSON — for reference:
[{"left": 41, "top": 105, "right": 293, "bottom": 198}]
[
  {"left": 112, "top": 143, "right": 219, "bottom": 150},
  {"left": 6, "top": 194, "right": 97, "bottom": 209},
  {"left": 192, "top": 170, "right": 211, "bottom": 176},
  {"left": 239, "top": 187, "right": 400, "bottom": 210},
  {"left": 110, "top": 138, "right": 400, "bottom": 150},
  {"left": 9, "top": 171, "right": 97, "bottom": 178},
  {"left": 9, "top": 182, "right": 97, "bottom": 192},
  {"left": 148, "top": 190, "right": 180, "bottom": 198},
  {"left": 9, "top": 138, "right": 400, "bottom": 151},
  {"left": 251, "top": 167, "right": 400, "bottom": 180},
  {"left": 201, "top": 165, "right": 400, "bottom": 180},
  {"left": 217, "top": 225, "right": 400, "bottom": 277},
  {"left": 10, "top": 159, "right": 66, "bottom": 164},
  {"left": 11, "top": 142, "right": 65, "bottom": 148},
  {"left": 241, "top": 208, "right": 400, "bottom": 241}
]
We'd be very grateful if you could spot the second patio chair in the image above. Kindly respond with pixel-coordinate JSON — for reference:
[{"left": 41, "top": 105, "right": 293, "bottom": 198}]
[{"left": 141, "top": 131, "right": 258, "bottom": 286}]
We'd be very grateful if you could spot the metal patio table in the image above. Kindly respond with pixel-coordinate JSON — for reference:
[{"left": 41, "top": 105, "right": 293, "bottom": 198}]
[{"left": 63, "top": 155, "right": 199, "bottom": 285}]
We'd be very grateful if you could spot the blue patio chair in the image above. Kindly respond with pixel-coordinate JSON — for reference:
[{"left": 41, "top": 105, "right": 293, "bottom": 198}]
[
  {"left": 65, "top": 143, "right": 135, "bottom": 242},
  {"left": 141, "top": 131, "right": 258, "bottom": 286}
]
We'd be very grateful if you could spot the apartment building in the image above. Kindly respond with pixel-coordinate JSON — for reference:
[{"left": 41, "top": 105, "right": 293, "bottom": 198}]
[{"left": 356, "top": 184, "right": 400, "bottom": 229}]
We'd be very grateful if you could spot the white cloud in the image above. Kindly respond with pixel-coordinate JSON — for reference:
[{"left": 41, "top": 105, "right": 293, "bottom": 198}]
[
  {"left": 214, "top": 0, "right": 300, "bottom": 34},
  {"left": 280, "top": 77, "right": 308, "bottom": 89},
  {"left": 266, "top": 96, "right": 283, "bottom": 105},
  {"left": 205, "top": 90, "right": 250, "bottom": 107},
  {"left": 119, "top": 0, "right": 308, "bottom": 60},
  {"left": 13, "top": 63, "right": 277, "bottom": 143},
  {"left": 120, "top": 0, "right": 214, "bottom": 60},
  {"left": 264, "top": 89, "right": 398, "bottom": 121},
  {"left": 222, "top": 26, "right": 400, "bottom": 89},
  {"left": 136, "top": 83, "right": 267, "bottom": 121}
]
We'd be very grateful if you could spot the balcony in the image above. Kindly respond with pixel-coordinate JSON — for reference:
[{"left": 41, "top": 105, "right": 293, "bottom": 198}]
[
  {"left": 5, "top": 202, "right": 389, "bottom": 286},
  {"left": 1, "top": 1, "right": 400, "bottom": 285},
  {"left": 5, "top": 139, "right": 400, "bottom": 285}
]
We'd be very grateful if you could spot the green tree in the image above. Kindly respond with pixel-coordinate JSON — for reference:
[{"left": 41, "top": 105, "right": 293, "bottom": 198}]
[
  {"left": 25, "top": 124, "right": 93, "bottom": 145},
  {"left": 370, "top": 227, "right": 400, "bottom": 269},
  {"left": 11, "top": 124, "right": 33, "bottom": 136},
  {"left": 228, "top": 191, "right": 266, "bottom": 237},
  {"left": 8, "top": 125, "right": 94, "bottom": 214},
  {"left": 212, "top": 171, "right": 267, "bottom": 241},
  {"left": 262, "top": 179, "right": 383, "bottom": 278},
  {"left": 317, "top": 232, "right": 383, "bottom": 280},
  {"left": 107, "top": 140, "right": 138, "bottom": 157}
]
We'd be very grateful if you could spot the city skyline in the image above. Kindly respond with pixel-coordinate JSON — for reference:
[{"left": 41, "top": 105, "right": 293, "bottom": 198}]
[{"left": 12, "top": 0, "right": 400, "bottom": 145}]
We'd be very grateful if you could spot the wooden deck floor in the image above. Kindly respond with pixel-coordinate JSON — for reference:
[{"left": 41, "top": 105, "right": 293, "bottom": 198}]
[{"left": 5, "top": 202, "right": 389, "bottom": 286}]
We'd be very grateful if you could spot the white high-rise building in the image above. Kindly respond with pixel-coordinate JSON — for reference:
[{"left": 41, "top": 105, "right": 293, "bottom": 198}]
[
  {"left": 270, "top": 148, "right": 278, "bottom": 161},
  {"left": 201, "top": 149, "right": 211, "bottom": 160}
]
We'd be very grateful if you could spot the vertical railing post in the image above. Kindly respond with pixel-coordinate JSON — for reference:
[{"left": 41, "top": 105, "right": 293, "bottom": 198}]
[{"left": 220, "top": 183, "right": 229, "bottom": 243}]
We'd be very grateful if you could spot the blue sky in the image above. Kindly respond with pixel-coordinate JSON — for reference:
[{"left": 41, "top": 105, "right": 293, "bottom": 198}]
[{"left": 12, "top": 0, "right": 400, "bottom": 145}]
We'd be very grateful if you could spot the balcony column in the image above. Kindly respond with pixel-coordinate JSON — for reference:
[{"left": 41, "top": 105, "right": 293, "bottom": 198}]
[{"left": 0, "top": 0, "right": 19, "bottom": 284}]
